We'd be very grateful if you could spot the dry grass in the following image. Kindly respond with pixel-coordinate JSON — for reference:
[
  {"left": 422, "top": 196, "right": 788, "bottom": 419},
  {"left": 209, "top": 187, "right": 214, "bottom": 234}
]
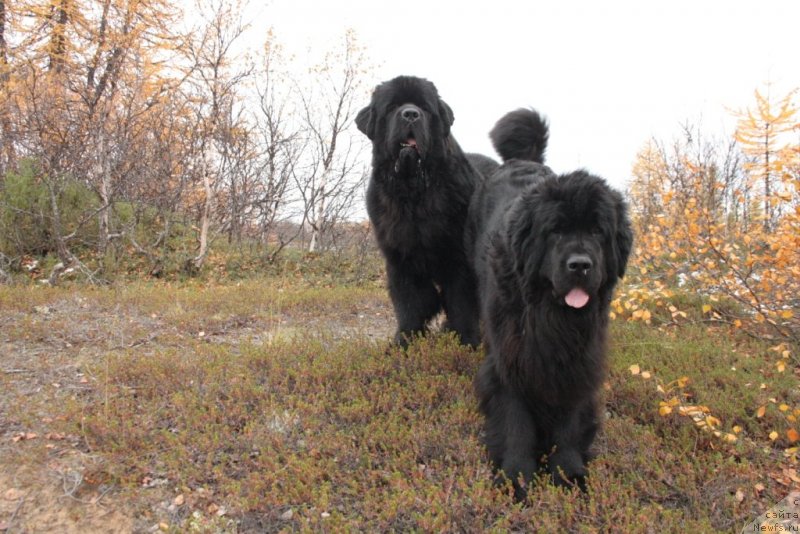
[{"left": 0, "top": 276, "right": 796, "bottom": 532}]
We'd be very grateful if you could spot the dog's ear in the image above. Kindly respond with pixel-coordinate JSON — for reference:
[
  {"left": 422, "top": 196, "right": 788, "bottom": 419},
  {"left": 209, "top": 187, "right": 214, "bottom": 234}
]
[
  {"left": 355, "top": 104, "right": 375, "bottom": 140},
  {"left": 610, "top": 192, "right": 633, "bottom": 279},
  {"left": 508, "top": 191, "right": 546, "bottom": 291},
  {"left": 438, "top": 99, "right": 454, "bottom": 136}
]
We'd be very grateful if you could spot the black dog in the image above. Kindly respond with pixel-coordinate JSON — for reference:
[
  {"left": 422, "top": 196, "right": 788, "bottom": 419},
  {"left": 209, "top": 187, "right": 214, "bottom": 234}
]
[
  {"left": 356, "top": 76, "right": 483, "bottom": 348},
  {"left": 470, "top": 109, "right": 633, "bottom": 498}
]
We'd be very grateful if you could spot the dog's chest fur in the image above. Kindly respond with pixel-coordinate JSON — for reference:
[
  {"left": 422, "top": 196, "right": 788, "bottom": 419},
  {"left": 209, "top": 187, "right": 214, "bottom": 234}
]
[{"left": 367, "top": 164, "right": 474, "bottom": 271}]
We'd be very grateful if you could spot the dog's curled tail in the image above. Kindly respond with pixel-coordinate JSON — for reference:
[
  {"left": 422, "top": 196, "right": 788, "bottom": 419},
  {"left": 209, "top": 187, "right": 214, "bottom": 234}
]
[{"left": 489, "top": 108, "right": 549, "bottom": 164}]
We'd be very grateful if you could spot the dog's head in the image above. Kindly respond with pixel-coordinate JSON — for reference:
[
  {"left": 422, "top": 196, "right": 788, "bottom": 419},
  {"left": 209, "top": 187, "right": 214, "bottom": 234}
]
[
  {"left": 355, "top": 76, "right": 454, "bottom": 174},
  {"left": 508, "top": 171, "right": 633, "bottom": 309}
]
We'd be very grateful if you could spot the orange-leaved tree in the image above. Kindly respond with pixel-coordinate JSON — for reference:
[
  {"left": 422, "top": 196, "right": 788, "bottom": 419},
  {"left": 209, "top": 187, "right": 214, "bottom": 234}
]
[
  {"left": 734, "top": 85, "right": 798, "bottom": 232},
  {"left": 624, "top": 88, "right": 799, "bottom": 347},
  {"left": 623, "top": 88, "right": 799, "bottom": 451}
]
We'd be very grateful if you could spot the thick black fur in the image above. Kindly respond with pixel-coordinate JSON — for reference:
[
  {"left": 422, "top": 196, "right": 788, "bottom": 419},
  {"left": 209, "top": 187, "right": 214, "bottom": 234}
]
[
  {"left": 469, "top": 109, "right": 633, "bottom": 499},
  {"left": 356, "top": 76, "right": 482, "bottom": 348},
  {"left": 490, "top": 108, "right": 550, "bottom": 163},
  {"left": 466, "top": 153, "right": 500, "bottom": 180}
]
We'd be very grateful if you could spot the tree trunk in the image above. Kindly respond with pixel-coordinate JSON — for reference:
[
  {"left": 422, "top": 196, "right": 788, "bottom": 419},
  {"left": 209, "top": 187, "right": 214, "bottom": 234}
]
[
  {"left": 763, "top": 130, "right": 771, "bottom": 232},
  {"left": 97, "top": 127, "right": 111, "bottom": 253},
  {"left": 46, "top": 178, "right": 76, "bottom": 284},
  {"left": 48, "top": 0, "right": 69, "bottom": 73},
  {"left": 308, "top": 167, "right": 329, "bottom": 252},
  {"left": 192, "top": 168, "right": 213, "bottom": 271},
  {"left": 0, "top": 0, "right": 14, "bottom": 173}
]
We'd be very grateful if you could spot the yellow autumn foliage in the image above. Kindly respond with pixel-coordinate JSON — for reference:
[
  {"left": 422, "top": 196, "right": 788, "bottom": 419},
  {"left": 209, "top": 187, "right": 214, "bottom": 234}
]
[{"left": 622, "top": 88, "right": 799, "bottom": 346}]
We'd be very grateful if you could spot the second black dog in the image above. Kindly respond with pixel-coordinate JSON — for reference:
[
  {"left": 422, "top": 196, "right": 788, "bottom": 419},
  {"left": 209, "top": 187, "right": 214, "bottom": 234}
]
[{"left": 470, "top": 109, "right": 633, "bottom": 498}]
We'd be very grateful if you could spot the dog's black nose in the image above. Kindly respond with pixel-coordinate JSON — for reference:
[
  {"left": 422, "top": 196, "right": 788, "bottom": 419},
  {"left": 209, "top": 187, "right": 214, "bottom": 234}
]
[
  {"left": 400, "top": 106, "right": 421, "bottom": 122},
  {"left": 567, "top": 254, "right": 593, "bottom": 274}
]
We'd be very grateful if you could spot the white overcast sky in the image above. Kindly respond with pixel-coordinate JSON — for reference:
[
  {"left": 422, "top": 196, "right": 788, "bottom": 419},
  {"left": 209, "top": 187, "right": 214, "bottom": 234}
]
[{"left": 242, "top": 0, "right": 800, "bottom": 190}]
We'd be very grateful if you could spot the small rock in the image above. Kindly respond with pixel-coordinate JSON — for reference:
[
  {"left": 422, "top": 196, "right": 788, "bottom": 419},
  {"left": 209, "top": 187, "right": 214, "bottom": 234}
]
[
  {"left": 280, "top": 509, "right": 293, "bottom": 521},
  {"left": 3, "top": 488, "right": 24, "bottom": 501}
]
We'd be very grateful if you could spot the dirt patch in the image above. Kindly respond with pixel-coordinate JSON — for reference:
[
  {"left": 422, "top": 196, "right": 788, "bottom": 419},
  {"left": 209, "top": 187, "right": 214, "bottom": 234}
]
[
  {"left": 0, "top": 457, "right": 133, "bottom": 533},
  {"left": 0, "top": 283, "right": 395, "bottom": 532}
]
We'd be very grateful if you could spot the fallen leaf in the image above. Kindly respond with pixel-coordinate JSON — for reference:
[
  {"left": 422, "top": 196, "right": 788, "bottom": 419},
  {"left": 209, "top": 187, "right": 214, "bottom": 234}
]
[
  {"left": 641, "top": 371, "right": 651, "bottom": 379},
  {"left": 788, "top": 428, "right": 800, "bottom": 443},
  {"left": 783, "top": 469, "right": 800, "bottom": 484},
  {"left": 629, "top": 364, "right": 640, "bottom": 375},
  {"left": 12, "top": 432, "right": 38, "bottom": 442},
  {"left": 771, "top": 472, "right": 791, "bottom": 486},
  {"left": 770, "top": 431, "right": 779, "bottom": 441},
  {"left": 723, "top": 433, "right": 738, "bottom": 443},
  {"left": 735, "top": 489, "right": 745, "bottom": 502},
  {"left": 173, "top": 494, "right": 184, "bottom": 506},
  {"left": 757, "top": 406, "right": 766, "bottom": 418}
]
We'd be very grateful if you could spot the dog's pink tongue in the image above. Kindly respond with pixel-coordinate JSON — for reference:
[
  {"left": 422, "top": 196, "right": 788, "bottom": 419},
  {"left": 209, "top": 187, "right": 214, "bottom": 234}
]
[
  {"left": 565, "top": 288, "right": 590, "bottom": 308},
  {"left": 406, "top": 138, "right": 417, "bottom": 147}
]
